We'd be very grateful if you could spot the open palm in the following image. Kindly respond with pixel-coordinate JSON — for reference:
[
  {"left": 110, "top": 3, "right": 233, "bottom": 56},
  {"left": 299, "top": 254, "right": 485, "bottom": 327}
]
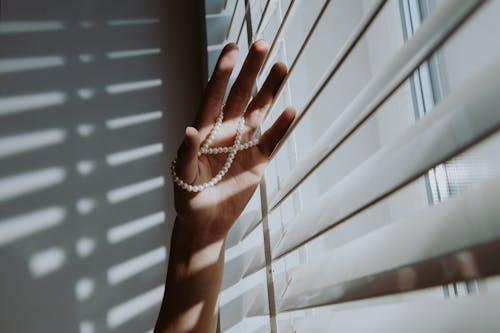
[{"left": 173, "top": 41, "right": 295, "bottom": 236}]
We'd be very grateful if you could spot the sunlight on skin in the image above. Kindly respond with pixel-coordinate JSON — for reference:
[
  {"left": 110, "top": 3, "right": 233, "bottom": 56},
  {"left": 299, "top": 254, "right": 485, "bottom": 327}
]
[
  {"left": 397, "top": 267, "right": 418, "bottom": 291},
  {"left": 177, "top": 302, "right": 205, "bottom": 332},
  {"left": 455, "top": 251, "right": 480, "bottom": 278},
  {"left": 179, "top": 157, "right": 268, "bottom": 216},
  {"left": 214, "top": 294, "right": 221, "bottom": 316},
  {"left": 188, "top": 240, "right": 225, "bottom": 275}
]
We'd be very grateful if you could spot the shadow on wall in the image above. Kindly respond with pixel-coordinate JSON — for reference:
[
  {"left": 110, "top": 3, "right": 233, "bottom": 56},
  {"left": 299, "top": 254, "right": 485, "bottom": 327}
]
[{"left": 0, "top": 0, "right": 204, "bottom": 332}]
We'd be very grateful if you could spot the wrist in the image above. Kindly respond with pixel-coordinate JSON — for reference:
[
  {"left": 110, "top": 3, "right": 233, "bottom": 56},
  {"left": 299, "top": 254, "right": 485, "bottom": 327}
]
[
  {"left": 175, "top": 213, "right": 232, "bottom": 240},
  {"left": 173, "top": 216, "right": 227, "bottom": 252},
  {"left": 171, "top": 217, "right": 227, "bottom": 278}
]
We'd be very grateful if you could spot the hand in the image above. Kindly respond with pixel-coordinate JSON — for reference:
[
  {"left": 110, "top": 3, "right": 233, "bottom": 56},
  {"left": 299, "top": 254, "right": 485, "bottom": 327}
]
[
  {"left": 156, "top": 41, "right": 294, "bottom": 333},
  {"left": 173, "top": 41, "right": 295, "bottom": 237}
]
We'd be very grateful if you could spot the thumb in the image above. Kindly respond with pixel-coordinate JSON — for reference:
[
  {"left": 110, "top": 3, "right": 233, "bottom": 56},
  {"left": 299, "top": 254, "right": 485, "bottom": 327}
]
[{"left": 176, "top": 127, "right": 200, "bottom": 184}]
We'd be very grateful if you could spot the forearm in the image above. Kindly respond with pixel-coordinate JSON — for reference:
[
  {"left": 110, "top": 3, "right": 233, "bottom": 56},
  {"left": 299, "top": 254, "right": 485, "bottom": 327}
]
[{"left": 155, "top": 218, "right": 226, "bottom": 333}]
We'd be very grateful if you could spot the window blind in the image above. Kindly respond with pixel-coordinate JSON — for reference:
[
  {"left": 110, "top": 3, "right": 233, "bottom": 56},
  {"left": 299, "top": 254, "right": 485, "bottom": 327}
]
[{"left": 204, "top": 0, "right": 500, "bottom": 332}]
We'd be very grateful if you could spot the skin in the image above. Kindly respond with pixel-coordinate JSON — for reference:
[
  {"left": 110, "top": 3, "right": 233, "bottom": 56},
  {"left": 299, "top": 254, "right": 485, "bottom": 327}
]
[{"left": 154, "top": 40, "right": 295, "bottom": 333}]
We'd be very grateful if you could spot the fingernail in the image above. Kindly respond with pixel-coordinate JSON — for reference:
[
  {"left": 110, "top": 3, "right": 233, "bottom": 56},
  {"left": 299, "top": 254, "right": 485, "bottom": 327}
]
[{"left": 253, "top": 39, "right": 269, "bottom": 51}]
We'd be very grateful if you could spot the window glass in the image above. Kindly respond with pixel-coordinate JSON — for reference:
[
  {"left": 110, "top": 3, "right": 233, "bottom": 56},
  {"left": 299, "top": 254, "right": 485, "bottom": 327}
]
[{"left": 406, "top": 0, "right": 500, "bottom": 296}]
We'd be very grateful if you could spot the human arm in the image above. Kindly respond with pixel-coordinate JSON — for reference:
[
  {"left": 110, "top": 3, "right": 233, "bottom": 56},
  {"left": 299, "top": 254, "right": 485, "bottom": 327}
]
[{"left": 154, "top": 41, "right": 295, "bottom": 333}]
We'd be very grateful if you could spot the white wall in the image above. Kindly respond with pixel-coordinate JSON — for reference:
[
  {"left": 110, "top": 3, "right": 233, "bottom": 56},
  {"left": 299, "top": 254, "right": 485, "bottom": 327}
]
[{"left": 0, "top": 1, "right": 204, "bottom": 332}]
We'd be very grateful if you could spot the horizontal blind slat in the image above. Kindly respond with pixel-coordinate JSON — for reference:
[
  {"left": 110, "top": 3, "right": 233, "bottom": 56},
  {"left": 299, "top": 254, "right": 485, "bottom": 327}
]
[
  {"left": 235, "top": 0, "right": 253, "bottom": 43},
  {"left": 283, "top": 294, "right": 500, "bottom": 332},
  {"left": 240, "top": 0, "right": 387, "bottom": 242},
  {"left": 267, "top": 0, "right": 484, "bottom": 212},
  {"left": 254, "top": 0, "right": 275, "bottom": 39},
  {"left": 257, "top": 0, "right": 298, "bottom": 77},
  {"left": 273, "top": 53, "right": 500, "bottom": 259},
  {"left": 277, "top": 174, "right": 500, "bottom": 310},
  {"left": 226, "top": 0, "right": 242, "bottom": 40},
  {"left": 222, "top": 245, "right": 264, "bottom": 291},
  {"left": 265, "top": 0, "right": 386, "bottom": 156},
  {"left": 258, "top": 0, "right": 335, "bottom": 120},
  {"left": 220, "top": 283, "right": 268, "bottom": 330},
  {"left": 226, "top": 209, "right": 260, "bottom": 246}
]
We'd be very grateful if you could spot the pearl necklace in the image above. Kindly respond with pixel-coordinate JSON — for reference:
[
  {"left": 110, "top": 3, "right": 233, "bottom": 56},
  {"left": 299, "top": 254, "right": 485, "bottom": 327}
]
[{"left": 171, "top": 110, "right": 259, "bottom": 192}]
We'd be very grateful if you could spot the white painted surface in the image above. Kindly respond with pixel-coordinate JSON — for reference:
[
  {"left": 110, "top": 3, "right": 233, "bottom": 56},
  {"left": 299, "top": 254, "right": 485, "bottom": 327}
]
[{"left": 0, "top": 0, "right": 204, "bottom": 332}]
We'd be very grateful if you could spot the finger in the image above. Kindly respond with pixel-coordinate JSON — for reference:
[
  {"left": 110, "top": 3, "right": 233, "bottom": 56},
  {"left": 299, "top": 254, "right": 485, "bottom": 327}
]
[
  {"left": 224, "top": 40, "right": 269, "bottom": 120},
  {"left": 195, "top": 43, "right": 239, "bottom": 134},
  {"left": 258, "top": 107, "right": 296, "bottom": 157},
  {"left": 245, "top": 62, "right": 287, "bottom": 130},
  {"left": 176, "top": 127, "right": 201, "bottom": 183}
]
